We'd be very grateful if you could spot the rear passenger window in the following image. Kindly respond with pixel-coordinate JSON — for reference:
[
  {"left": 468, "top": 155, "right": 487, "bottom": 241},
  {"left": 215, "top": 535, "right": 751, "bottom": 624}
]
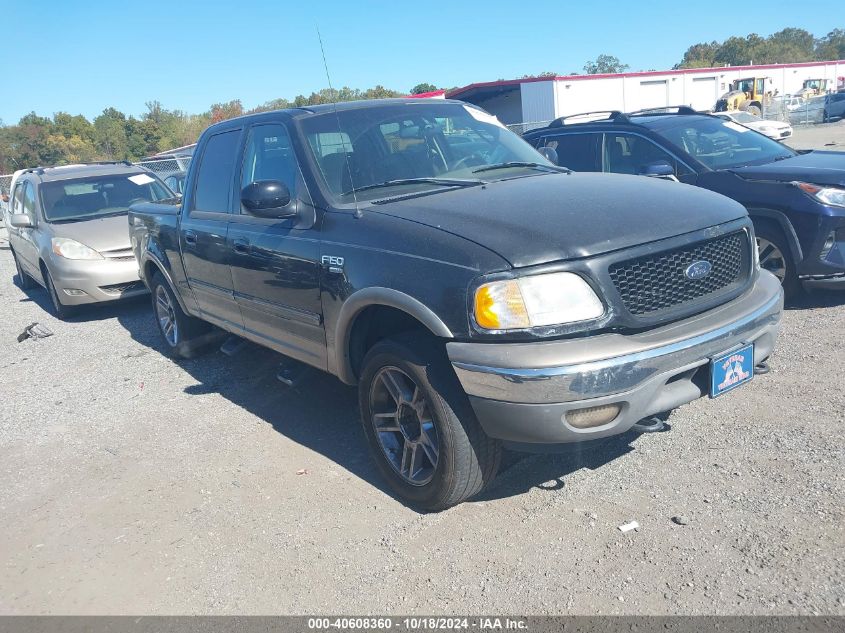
[
  {"left": 539, "top": 134, "right": 601, "bottom": 171},
  {"left": 192, "top": 129, "right": 241, "bottom": 213}
]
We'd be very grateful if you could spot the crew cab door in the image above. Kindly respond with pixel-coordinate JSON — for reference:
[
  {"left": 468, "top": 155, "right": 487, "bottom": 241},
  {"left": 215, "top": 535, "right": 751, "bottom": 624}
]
[
  {"left": 179, "top": 127, "right": 245, "bottom": 330},
  {"left": 226, "top": 122, "right": 326, "bottom": 369}
]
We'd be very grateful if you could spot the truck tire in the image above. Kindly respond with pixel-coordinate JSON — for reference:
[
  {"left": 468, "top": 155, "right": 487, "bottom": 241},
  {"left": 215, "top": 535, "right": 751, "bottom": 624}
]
[
  {"left": 755, "top": 224, "right": 800, "bottom": 299},
  {"left": 11, "top": 249, "right": 36, "bottom": 290},
  {"left": 150, "top": 272, "right": 211, "bottom": 358},
  {"left": 358, "top": 336, "right": 501, "bottom": 511}
]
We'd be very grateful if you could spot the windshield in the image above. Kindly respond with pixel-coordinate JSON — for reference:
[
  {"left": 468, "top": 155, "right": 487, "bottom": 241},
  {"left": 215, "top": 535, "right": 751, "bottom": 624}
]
[
  {"left": 299, "top": 102, "right": 551, "bottom": 202},
  {"left": 41, "top": 172, "right": 171, "bottom": 222},
  {"left": 656, "top": 117, "right": 796, "bottom": 170}
]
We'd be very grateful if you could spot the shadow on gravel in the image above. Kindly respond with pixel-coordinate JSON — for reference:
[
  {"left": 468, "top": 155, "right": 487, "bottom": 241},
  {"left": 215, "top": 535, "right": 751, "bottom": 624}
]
[
  {"left": 116, "top": 308, "right": 395, "bottom": 501},
  {"left": 477, "top": 430, "right": 644, "bottom": 503},
  {"left": 116, "top": 304, "right": 648, "bottom": 510},
  {"left": 786, "top": 288, "right": 845, "bottom": 311}
]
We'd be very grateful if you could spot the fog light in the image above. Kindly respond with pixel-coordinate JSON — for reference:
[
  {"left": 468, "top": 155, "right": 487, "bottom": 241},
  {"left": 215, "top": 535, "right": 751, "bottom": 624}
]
[
  {"left": 63, "top": 288, "right": 86, "bottom": 296},
  {"left": 565, "top": 403, "right": 622, "bottom": 429},
  {"left": 820, "top": 231, "right": 836, "bottom": 260}
]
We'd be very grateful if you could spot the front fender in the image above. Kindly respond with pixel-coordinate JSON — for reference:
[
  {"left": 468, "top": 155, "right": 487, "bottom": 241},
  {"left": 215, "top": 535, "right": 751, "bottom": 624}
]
[{"left": 331, "top": 287, "right": 453, "bottom": 384}]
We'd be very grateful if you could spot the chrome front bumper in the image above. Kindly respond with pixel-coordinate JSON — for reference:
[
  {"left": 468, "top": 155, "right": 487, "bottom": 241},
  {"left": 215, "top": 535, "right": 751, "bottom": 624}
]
[{"left": 447, "top": 270, "right": 784, "bottom": 444}]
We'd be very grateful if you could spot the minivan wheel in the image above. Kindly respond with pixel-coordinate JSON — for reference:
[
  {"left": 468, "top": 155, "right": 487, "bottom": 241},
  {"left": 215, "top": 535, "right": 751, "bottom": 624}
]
[
  {"left": 150, "top": 272, "right": 211, "bottom": 358},
  {"left": 755, "top": 226, "right": 800, "bottom": 299},
  {"left": 43, "top": 266, "right": 76, "bottom": 319},
  {"left": 11, "top": 249, "right": 36, "bottom": 290},
  {"left": 359, "top": 336, "right": 501, "bottom": 511}
]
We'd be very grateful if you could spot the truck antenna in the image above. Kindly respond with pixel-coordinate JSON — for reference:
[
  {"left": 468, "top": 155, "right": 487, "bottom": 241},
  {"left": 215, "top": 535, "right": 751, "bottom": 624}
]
[{"left": 317, "top": 26, "right": 362, "bottom": 219}]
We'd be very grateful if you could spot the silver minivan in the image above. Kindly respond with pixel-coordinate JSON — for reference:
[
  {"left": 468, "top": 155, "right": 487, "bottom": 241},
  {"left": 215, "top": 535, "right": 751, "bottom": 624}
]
[{"left": 7, "top": 162, "right": 173, "bottom": 318}]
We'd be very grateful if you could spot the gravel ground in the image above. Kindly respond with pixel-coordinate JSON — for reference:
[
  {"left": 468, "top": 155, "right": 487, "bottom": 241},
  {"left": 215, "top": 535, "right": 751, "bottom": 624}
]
[
  {"left": 785, "top": 119, "right": 845, "bottom": 150},
  {"left": 0, "top": 237, "right": 843, "bottom": 616}
]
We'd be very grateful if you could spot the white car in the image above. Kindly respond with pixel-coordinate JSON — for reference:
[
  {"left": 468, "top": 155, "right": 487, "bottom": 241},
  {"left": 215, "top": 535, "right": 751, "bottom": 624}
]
[{"left": 713, "top": 111, "right": 793, "bottom": 141}]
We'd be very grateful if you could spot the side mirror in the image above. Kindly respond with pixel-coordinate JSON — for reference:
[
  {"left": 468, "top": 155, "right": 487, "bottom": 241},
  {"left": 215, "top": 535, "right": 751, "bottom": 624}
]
[
  {"left": 240, "top": 180, "right": 296, "bottom": 219},
  {"left": 640, "top": 161, "right": 675, "bottom": 178},
  {"left": 10, "top": 214, "right": 34, "bottom": 228},
  {"left": 537, "top": 146, "right": 559, "bottom": 165}
]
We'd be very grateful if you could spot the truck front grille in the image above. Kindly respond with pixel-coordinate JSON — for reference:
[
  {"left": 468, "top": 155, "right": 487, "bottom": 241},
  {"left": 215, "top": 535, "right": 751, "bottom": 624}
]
[{"left": 609, "top": 231, "right": 749, "bottom": 317}]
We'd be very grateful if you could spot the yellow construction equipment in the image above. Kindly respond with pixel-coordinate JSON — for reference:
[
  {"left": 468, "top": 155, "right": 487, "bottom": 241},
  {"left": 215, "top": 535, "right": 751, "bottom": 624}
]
[{"left": 714, "top": 77, "right": 770, "bottom": 116}]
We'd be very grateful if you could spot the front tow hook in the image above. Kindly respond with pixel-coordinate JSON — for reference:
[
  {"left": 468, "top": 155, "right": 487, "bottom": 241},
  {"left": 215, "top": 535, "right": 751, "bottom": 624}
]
[
  {"left": 631, "top": 415, "right": 668, "bottom": 434},
  {"left": 754, "top": 361, "right": 771, "bottom": 375}
]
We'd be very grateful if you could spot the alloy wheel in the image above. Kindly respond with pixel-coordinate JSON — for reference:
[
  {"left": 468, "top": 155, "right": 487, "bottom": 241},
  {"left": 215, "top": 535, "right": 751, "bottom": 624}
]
[
  {"left": 369, "top": 366, "right": 440, "bottom": 486},
  {"left": 155, "top": 285, "right": 179, "bottom": 347},
  {"left": 756, "top": 237, "right": 787, "bottom": 281}
]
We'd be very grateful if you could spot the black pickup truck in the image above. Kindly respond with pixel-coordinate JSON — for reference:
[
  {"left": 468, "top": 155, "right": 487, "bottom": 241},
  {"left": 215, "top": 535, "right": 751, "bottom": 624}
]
[{"left": 130, "top": 99, "right": 783, "bottom": 510}]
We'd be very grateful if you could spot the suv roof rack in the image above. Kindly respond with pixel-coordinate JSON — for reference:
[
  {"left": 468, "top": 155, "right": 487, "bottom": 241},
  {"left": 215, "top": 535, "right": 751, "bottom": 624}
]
[
  {"left": 628, "top": 105, "right": 700, "bottom": 116},
  {"left": 21, "top": 161, "right": 135, "bottom": 176},
  {"left": 548, "top": 110, "right": 630, "bottom": 127}
]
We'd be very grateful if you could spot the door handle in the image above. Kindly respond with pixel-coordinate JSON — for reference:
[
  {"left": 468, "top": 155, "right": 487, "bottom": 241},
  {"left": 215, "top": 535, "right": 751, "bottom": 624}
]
[
  {"left": 183, "top": 230, "right": 198, "bottom": 246},
  {"left": 232, "top": 238, "right": 250, "bottom": 255}
]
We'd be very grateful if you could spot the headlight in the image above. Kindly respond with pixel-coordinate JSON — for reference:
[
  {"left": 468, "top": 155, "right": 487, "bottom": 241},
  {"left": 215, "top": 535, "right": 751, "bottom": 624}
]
[
  {"left": 474, "top": 272, "right": 604, "bottom": 331},
  {"left": 51, "top": 237, "right": 103, "bottom": 260},
  {"left": 795, "top": 182, "right": 845, "bottom": 208}
]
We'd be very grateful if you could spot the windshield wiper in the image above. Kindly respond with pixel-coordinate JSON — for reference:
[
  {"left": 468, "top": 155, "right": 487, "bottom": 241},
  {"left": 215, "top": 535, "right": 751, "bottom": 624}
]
[
  {"left": 472, "top": 161, "right": 571, "bottom": 174},
  {"left": 342, "top": 178, "right": 485, "bottom": 196},
  {"left": 49, "top": 210, "right": 129, "bottom": 224}
]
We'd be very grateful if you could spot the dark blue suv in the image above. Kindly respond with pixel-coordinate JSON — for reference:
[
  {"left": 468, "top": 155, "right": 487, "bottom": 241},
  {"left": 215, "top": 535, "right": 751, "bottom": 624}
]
[{"left": 523, "top": 107, "right": 845, "bottom": 297}]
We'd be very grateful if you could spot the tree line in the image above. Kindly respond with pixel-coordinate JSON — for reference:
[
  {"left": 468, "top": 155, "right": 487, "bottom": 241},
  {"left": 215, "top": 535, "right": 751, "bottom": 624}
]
[{"left": 2, "top": 28, "right": 843, "bottom": 173}]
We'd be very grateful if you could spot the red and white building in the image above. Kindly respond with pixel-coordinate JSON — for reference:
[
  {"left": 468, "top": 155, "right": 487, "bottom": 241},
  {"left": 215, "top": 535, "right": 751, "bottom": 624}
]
[{"left": 445, "top": 60, "right": 845, "bottom": 125}]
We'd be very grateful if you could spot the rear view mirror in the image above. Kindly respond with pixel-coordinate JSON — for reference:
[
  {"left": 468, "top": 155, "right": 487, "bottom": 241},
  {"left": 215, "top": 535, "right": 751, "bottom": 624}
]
[
  {"left": 10, "top": 214, "right": 34, "bottom": 228},
  {"left": 640, "top": 161, "right": 675, "bottom": 178},
  {"left": 537, "top": 146, "right": 559, "bottom": 165},
  {"left": 241, "top": 180, "right": 296, "bottom": 219}
]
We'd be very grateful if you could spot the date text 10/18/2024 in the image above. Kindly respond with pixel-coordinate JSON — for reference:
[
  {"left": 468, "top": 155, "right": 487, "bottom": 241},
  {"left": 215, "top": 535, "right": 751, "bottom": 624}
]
[{"left": 307, "top": 618, "right": 529, "bottom": 630}]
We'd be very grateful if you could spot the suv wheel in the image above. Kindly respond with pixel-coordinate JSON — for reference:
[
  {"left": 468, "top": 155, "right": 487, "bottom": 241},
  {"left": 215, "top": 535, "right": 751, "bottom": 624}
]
[
  {"left": 43, "top": 266, "right": 76, "bottom": 320},
  {"left": 756, "top": 225, "right": 799, "bottom": 299},
  {"left": 150, "top": 272, "right": 211, "bottom": 358},
  {"left": 359, "top": 336, "right": 501, "bottom": 511},
  {"left": 11, "top": 249, "right": 36, "bottom": 290}
]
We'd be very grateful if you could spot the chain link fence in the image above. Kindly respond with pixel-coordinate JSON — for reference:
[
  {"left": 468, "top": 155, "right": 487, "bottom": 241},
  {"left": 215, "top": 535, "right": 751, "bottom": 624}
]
[
  {"left": 506, "top": 121, "right": 553, "bottom": 135},
  {"left": 763, "top": 95, "right": 828, "bottom": 126}
]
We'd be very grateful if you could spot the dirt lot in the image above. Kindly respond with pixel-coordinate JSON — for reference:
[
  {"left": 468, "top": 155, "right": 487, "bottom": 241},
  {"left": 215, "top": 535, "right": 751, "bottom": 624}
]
[{"left": 0, "top": 238, "right": 843, "bottom": 615}]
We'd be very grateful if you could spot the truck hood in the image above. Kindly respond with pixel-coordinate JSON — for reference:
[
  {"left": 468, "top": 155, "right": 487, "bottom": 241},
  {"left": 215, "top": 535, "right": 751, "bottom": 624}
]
[
  {"left": 49, "top": 213, "right": 132, "bottom": 254},
  {"left": 371, "top": 172, "right": 747, "bottom": 268},
  {"left": 727, "top": 150, "right": 845, "bottom": 187}
]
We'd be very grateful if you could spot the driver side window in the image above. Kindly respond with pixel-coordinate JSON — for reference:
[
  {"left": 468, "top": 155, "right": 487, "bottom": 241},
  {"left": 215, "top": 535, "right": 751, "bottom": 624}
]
[
  {"left": 240, "top": 123, "right": 299, "bottom": 210},
  {"left": 21, "top": 182, "right": 37, "bottom": 221},
  {"left": 603, "top": 133, "right": 691, "bottom": 178}
]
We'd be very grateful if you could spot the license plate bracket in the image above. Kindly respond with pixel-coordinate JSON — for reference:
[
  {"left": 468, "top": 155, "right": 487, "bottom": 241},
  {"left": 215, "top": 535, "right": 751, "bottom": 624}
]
[{"left": 710, "top": 343, "right": 755, "bottom": 398}]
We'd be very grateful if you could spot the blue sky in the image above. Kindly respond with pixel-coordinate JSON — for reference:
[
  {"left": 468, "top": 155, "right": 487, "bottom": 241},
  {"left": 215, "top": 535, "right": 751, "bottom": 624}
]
[{"left": 2, "top": 0, "right": 840, "bottom": 124}]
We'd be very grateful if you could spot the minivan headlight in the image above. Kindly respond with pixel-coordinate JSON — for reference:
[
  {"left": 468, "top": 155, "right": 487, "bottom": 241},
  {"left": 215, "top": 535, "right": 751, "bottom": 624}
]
[
  {"left": 474, "top": 272, "right": 604, "bottom": 330},
  {"left": 795, "top": 182, "right": 845, "bottom": 208},
  {"left": 51, "top": 238, "right": 103, "bottom": 260}
]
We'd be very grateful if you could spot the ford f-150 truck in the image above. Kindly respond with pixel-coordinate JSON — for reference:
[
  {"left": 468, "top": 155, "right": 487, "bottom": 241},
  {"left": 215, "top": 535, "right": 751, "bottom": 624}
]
[{"left": 129, "top": 99, "right": 783, "bottom": 510}]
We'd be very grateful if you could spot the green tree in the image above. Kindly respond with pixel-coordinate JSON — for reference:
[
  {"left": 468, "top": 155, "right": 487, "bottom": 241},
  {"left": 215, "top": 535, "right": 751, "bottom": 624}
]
[
  {"left": 583, "top": 55, "right": 629, "bottom": 74},
  {"left": 209, "top": 100, "right": 244, "bottom": 124},
  {"left": 93, "top": 108, "right": 129, "bottom": 160},
  {"left": 816, "top": 28, "right": 845, "bottom": 60},
  {"left": 410, "top": 82, "right": 438, "bottom": 94},
  {"left": 675, "top": 41, "right": 720, "bottom": 69}
]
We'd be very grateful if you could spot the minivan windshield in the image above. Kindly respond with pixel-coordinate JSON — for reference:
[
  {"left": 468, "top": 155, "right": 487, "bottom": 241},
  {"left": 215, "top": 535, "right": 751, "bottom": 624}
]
[
  {"left": 299, "top": 102, "right": 554, "bottom": 202},
  {"left": 41, "top": 172, "right": 171, "bottom": 223},
  {"left": 655, "top": 117, "right": 796, "bottom": 170}
]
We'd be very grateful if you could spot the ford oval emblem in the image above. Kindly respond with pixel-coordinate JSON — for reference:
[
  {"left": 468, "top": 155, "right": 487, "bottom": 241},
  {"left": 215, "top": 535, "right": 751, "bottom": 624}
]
[{"left": 685, "top": 260, "right": 713, "bottom": 280}]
